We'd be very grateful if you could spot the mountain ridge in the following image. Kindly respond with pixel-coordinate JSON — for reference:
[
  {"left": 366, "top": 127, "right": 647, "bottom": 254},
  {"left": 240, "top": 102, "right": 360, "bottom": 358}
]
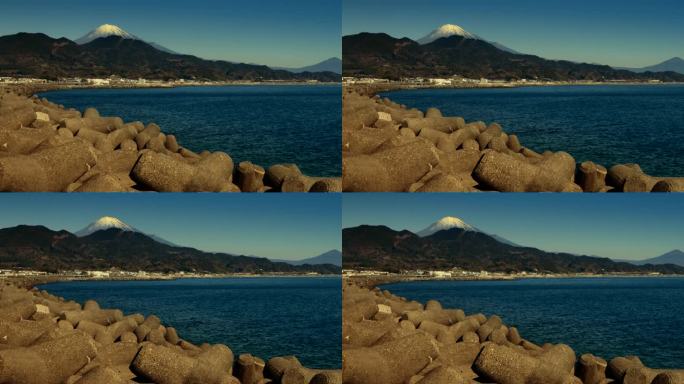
[
  {"left": 270, "top": 249, "right": 342, "bottom": 266},
  {"left": 275, "top": 57, "right": 342, "bottom": 74},
  {"left": 615, "top": 249, "right": 684, "bottom": 267},
  {"left": 0, "top": 32, "right": 340, "bottom": 82},
  {"left": 616, "top": 57, "right": 684, "bottom": 75},
  {"left": 0, "top": 225, "right": 340, "bottom": 274},
  {"left": 342, "top": 32, "right": 684, "bottom": 82},
  {"left": 343, "top": 224, "right": 684, "bottom": 274}
]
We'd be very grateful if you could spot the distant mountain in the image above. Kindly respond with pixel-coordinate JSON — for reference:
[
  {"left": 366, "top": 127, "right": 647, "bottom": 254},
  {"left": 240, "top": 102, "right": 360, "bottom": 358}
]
[
  {"left": 75, "top": 216, "right": 134, "bottom": 236},
  {"left": 75, "top": 24, "right": 177, "bottom": 54},
  {"left": 75, "top": 24, "right": 136, "bottom": 44},
  {"left": 75, "top": 216, "right": 176, "bottom": 247},
  {"left": 417, "top": 24, "right": 476, "bottom": 44},
  {"left": 0, "top": 225, "right": 340, "bottom": 274},
  {"left": 617, "top": 57, "right": 684, "bottom": 75},
  {"left": 276, "top": 57, "right": 342, "bottom": 74},
  {"left": 271, "top": 249, "right": 342, "bottom": 266},
  {"left": 616, "top": 250, "right": 684, "bottom": 267},
  {"left": 417, "top": 216, "right": 477, "bottom": 236},
  {"left": 417, "top": 216, "right": 520, "bottom": 247},
  {"left": 342, "top": 32, "right": 684, "bottom": 82},
  {"left": 343, "top": 225, "right": 684, "bottom": 274},
  {"left": 417, "top": 24, "right": 519, "bottom": 54},
  {"left": 0, "top": 32, "right": 340, "bottom": 82}
]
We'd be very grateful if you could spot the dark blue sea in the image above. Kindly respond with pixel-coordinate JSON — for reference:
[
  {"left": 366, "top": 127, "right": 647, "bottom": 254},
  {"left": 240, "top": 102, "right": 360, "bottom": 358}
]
[
  {"left": 40, "top": 85, "right": 341, "bottom": 176},
  {"left": 382, "top": 85, "right": 684, "bottom": 176},
  {"left": 39, "top": 277, "right": 341, "bottom": 368},
  {"left": 383, "top": 277, "right": 684, "bottom": 368}
]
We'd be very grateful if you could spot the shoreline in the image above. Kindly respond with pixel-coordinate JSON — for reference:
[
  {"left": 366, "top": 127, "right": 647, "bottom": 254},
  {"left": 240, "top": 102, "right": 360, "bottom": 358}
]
[
  {"left": 35, "top": 81, "right": 342, "bottom": 95},
  {"left": 342, "top": 278, "right": 683, "bottom": 383},
  {"left": 342, "top": 84, "right": 684, "bottom": 192},
  {"left": 2, "top": 80, "right": 342, "bottom": 96},
  {"left": 0, "top": 83, "right": 342, "bottom": 192},
  {"left": 344, "top": 272, "right": 683, "bottom": 290},
  {"left": 0, "top": 280, "right": 341, "bottom": 383},
  {"left": 344, "top": 79, "right": 684, "bottom": 97},
  {"left": 1, "top": 272, "right": 341, "bottom": 290}
]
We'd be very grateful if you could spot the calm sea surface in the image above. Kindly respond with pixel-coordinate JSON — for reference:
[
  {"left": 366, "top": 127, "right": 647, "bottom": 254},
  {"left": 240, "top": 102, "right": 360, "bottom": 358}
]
[
  {"left": 41, "top": 85, "right": 341, "bottom": 176},
  {"left": 40, "top": 277, "right": 341, "bottom": 368},
  {"left": 383, "top": 277, "right": 684, "bottom": 368},
  {"left": 382, "top": 85, "right": 684, "bottom": 176}
]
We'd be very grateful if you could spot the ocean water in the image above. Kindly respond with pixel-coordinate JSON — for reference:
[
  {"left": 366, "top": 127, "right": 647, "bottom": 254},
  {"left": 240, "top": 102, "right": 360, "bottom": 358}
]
[
  {"left": 40, "top": 85, "right": 341, "bottom": 176},
  {"left": 40, "top": 277, "right": 341, "bottom": 368},
  {"left": 383, "top": 277, "right": 684, "bottom": 368},
  {"left": 382, "top": 85, "right": 684, "bottom": 176}
]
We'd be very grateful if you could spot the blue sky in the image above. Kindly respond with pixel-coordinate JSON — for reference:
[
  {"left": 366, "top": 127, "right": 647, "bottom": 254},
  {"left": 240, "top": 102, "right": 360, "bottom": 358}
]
[
  {"left": 343, "top": 194, "right": 684, "bottom": 261},
  {"left": 0, "top": 194, "right": 341, "bottom": 260},
  {"left": 343, "top": 0, "right": 684, "bottom": 68},
  {"left": 0, "top": 0, "right": 340, "bottom": 67}
]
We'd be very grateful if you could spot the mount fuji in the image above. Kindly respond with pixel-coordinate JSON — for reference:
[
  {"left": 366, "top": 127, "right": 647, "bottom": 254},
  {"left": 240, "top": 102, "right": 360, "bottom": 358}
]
[
  {"left": 417, "top": 24, "right": 476, "bottom": 44},
  {"left": 75, "top": 24, "right": 177, "bottom": 54},
  {"left": 417, "top": 216, "right": 520, "bottom": 247},
  {"left": 417, "top": 24, "right": 519, "bottom": 54},
  {"left": 75, "top": 216, "right": 177, "bottom": 246},
  {"left": 417, "top": 216, "right": 477, "bottom": 236}
]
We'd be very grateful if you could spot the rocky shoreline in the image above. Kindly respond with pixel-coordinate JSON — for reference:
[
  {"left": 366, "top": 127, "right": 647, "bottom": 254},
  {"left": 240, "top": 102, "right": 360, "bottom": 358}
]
[
  {"left": 0, "top": 280, "right": 341, "bottom": 384},
  {"left": 0, "top": 86, "right": 341, "bottom": 192},
  {"left": 342, "top": 279, "right": 684, "bottom": 384},
  {"left": 342, "top": 86, "right": 684, "bottom": 192}
]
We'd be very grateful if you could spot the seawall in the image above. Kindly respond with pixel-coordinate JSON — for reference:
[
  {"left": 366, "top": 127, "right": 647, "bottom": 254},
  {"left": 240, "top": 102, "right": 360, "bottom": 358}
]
[
  {"left": 342, "top": 278, "right": 684, "bottom": 384},
  {"left": 0, "top": 86, "right": 341, "bottom": 192},
  {"left": 342, "top": 86, "right": 684, "bottom": 192},
  {"left": 0, "top": 280, "right": 341, "bottom": 384}
]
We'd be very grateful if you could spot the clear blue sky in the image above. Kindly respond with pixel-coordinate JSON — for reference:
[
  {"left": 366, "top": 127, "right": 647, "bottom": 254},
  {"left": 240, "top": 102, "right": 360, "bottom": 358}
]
[
  {"left": 0, "top": 0, "right": 340, "bottom": 67},
  {"left": 343, "top": 0, "right": 684, "bottom": 68},
  {"left": 343, "top": 194, "right": 684, "bottom": 261},
  {"left": 0, "top": 194, "right": 341, "bottom": 260}
]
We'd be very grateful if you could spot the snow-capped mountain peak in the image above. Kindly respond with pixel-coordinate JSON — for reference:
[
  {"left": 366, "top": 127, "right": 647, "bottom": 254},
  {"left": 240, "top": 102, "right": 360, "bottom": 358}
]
[
  {"left": 75, "top": 24, "right": 138, "bottom": 44},
  {"left": 74, "top": 216, "right": 178, "bottom": 246},
  {"left": 417, "top": 216, "right": 477, "bottom": 237},
  {"left": 74, "top": 24, "right": 177, "bottom": 53},
  {"left": 75, "top": 216, "right": 134, "bottom": 236},
  {"left": 91, "top": 24, "right": 134, "bottom": 38},
  {"left": 418, "top": 24, "right": 476, "bottom": 44}
]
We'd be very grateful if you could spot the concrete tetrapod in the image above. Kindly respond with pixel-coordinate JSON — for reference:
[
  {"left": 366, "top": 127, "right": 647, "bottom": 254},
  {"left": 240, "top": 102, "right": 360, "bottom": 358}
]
[
  {"left": 0, "top": 332, "right": 98, "bottom": 384},
  {"left": 342, "top": 332, "right": 439, "bottom": 384},
  {"left": 0, "top": 139, "right": 97, "bottom": 191},
  {"left": 131, "top": 343, "right": 239, "bottom": 384}
]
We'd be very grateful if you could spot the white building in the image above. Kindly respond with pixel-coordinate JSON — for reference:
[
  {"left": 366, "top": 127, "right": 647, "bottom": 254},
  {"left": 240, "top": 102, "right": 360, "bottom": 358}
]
[
  {"left": 87, "top": 78, "right": 110, "bottom": 86},
  {"left": 87, "top": 270, "right": 110, "bottom": 278},
  {"left": 428, "top": 78, "right": 452, "bottom": 86},
  {"left": 429, "top": 271, "right": 452, "bottom": 278}
]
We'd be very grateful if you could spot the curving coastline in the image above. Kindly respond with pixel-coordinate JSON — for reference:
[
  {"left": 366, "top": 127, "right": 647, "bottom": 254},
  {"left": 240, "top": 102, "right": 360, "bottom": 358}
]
[
  {"left": 342, "top": 86, "right": 684, "bottom": 192},
  {"left": 0, "top": 85, "right": 341, "bottom": 192},
  {"left": 342, "top": 278, "right": 684, "bottom": 384},
  {"left": 0, "top": 280, "right": 341, "bottom": 384}
]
